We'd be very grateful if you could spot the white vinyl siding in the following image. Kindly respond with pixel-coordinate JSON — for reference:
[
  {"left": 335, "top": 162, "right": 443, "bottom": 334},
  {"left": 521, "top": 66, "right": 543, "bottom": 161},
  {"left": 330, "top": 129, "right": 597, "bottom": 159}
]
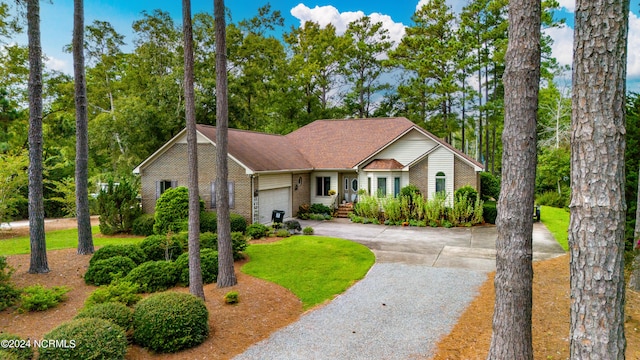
[
  {"left": 427, "top": 147, "right": 454, "bottom": 204},
  {"left": 258, "top": 174, "right": 291, "bottom": 190},
  {"left": 310, "top": 172, "right": 338, "bottom": 206},
  {"left": 374, "top": 129, "right": 438, "bottom": 166}
]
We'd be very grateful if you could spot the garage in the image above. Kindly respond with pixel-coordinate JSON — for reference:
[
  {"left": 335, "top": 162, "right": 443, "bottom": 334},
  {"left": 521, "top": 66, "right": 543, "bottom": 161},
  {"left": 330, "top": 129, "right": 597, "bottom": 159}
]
[
  {"left": 257, "top": 174, "right": 292, "bottom": 224},
  {"left": 258, "top": 187, "right": 291, "bottom": 224}
]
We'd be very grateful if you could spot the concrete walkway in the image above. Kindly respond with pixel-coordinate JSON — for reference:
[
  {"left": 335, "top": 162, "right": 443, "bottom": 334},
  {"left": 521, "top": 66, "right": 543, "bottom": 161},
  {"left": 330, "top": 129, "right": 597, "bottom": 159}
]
[{"left": 299, "top": 218, "right": 566, "bottom": 271}]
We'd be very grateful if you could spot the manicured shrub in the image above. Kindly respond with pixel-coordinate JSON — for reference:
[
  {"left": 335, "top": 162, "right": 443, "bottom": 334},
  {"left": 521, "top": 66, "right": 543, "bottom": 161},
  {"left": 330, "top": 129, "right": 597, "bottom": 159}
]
[
  {"left": 124, "top": 261, "right": 179, "bottom": 293},
  {"left": 200, "top": 211, "right": 217, "bottom": 233},
  {"left": 246, "top": 223, "right": 269, "bottom": 239},
  {"left": 309, "top": 203, "right": 332, "bottom": 215},
  {"left": 302, "top": 226, "right": 314, "bottom": 235},
  {"left": 89, "top": 244, "right": 146, "bottom": 266},
  {"left": 230, "top": 213, "right": 247, "bottom": 233},
  {"left": 84, "top": 256, "right": 137, "bottom": 286},
  {"left": 175, "top": 249, "right": 219, "bottom": 285},
  {"left": 0, "top": 256, "right": 20, "bottom": 311},
  {"left": 0, "top": 333, "right": 34, "bottom": 360},
  {"left": 275, "top": 229, "right": 290, "bottom": 238},
  {"left": 96, "top": 177, "right": 142, "bottom": 235},
  {"left": 133, "top": 292, "right": 209, "bottom": 353},
  {"left": 483, "top": 201, "right": 498, "bottom": 224},
  {"left": 75, "top": 302, "right": 134, "bottom": 331},
  {"left": 18, "top": 285, "right": 69, "bottom": 313},
  {"left": 536, "top": 190, "right": 568, "bottom": 208},
  {"left": 454, "top": 185, "right": 479, "bottom": 204},
  {"left": 132, "top": 213, "right": 155, "bottom": 236},
  {"left": 154, "top": 187, "right": 204, "bottom": 234},
  {"left": 297, "top": 203, "right": 311, "bottom": 220},
  {"left": 224, "top": 291, "right": 239, "bottom": 304},
  {"left": 200, "top": 231, "right": 218, "bottom": 249},
  {"left": 39, "top": 318, "right": 127, "bottom": 360},
  {"left": 480, "top": 172, "right": 501, "bottom": 201},
  {"left": 231, "top": 232, "right": 248, "bottom": 260},
  {"left": 139, "top": 234, "right": 184, "bottom": 261},
  {"left": 84, "top": 280, "right": 142, "bottom": 307}
]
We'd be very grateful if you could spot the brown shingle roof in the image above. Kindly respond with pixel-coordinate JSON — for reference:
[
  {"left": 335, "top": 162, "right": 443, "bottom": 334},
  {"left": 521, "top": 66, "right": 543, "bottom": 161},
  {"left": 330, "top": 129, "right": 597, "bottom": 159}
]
[
  {"left": 196, "top": 125, "right": 312, "bottom": 172},
  {"left": 363, "top": 159, "right": 404, "bottom": 170},
  {"left": 285, "top": 117, "right": 415, "bottom": 169}
]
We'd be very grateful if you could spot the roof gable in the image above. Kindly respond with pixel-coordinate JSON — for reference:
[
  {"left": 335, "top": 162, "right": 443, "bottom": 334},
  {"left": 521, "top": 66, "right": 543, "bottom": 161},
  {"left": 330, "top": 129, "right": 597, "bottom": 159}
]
[{"left": 285, "top": 117, "right": 415, "bottom": 169}]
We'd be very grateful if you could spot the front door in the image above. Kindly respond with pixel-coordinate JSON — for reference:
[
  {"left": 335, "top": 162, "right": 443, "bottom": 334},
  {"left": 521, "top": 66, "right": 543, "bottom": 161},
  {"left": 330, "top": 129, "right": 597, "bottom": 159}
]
[{"left": 343, "top": 176, "right": 358, "bottom": 203}]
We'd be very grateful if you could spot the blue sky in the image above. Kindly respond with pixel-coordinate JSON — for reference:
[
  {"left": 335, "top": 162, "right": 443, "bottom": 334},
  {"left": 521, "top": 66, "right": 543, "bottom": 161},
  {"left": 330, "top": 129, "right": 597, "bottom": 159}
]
[{"left": 9, "top": 0, "right": 640, "bottom": 90}]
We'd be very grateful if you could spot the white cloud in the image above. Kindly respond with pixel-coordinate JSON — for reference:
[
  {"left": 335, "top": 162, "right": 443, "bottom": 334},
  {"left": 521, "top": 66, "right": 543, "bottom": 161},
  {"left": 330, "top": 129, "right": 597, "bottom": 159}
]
[
  {"left": 543, "top": 23, "right": 574, "bottom": 69},
  {"left": 556, "top": 0, "right": 575, "bottom": 13},
  {"left": 290, "top": 4, "right": 406, "bottom": 47},
  {"left": 627, "top": 11, "right": 640, "bottom": 78},
  {"left": 45, "top": 56, "right": 70, "bottom": 73}
]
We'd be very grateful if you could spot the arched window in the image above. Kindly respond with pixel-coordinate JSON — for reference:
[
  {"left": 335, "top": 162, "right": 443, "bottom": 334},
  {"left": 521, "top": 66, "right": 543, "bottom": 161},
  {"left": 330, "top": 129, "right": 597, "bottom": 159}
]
[{"left": 435, "top": 172, "right": 446, "bottom": 194}]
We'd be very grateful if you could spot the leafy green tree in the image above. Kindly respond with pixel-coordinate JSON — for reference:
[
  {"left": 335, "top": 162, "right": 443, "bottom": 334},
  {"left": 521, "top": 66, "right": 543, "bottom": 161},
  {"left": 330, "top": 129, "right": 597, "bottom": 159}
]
[
  {"left": 341, "top": 16, "right": 392, "bottom": 118},
  {"left": 0, "top": 151, "right": 27, "bottom": 225}
]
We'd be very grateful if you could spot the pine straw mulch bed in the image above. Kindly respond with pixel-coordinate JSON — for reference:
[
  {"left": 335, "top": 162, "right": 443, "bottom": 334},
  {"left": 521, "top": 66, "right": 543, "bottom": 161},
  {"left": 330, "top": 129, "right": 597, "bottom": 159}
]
[
  {"left": 0, "top": 219, "right": 303, "bottom": 359},
  {"left": 431, "top": 253, "right": 640, "bottom": 359},
  {"left": 3, "top": 219, "right": 640, "bottom": 359}
]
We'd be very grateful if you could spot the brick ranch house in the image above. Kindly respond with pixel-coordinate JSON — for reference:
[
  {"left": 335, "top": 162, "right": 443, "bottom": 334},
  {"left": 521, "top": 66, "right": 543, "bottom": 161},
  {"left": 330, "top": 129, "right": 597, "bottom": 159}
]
[{"left": 133, "top": 117, "right": 484, "bottom": 224}]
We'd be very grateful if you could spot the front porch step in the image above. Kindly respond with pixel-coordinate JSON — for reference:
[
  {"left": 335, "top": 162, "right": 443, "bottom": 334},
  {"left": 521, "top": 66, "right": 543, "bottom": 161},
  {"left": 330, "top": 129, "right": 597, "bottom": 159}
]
[{"left": 336, "top": 203, "right": 354, "bottom": 218}]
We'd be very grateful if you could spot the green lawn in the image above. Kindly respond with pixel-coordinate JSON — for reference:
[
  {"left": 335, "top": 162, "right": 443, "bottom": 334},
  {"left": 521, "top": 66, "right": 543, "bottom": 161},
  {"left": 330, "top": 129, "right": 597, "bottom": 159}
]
[
  {"left": 242, "top": 236, "right": 375, "bottom": 310},
  {"left": 0, "top": 227, "right": 144, "bottom": 256},
  {"left": 540, "top": 205, "right": 570, "bottom": 251}
]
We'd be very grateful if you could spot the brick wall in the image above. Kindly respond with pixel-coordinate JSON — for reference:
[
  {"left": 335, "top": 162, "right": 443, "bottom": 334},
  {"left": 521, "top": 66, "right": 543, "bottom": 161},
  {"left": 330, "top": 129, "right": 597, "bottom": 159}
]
[
  {"left": 454, "top": 157, "right": 479, "bottom": 191},
  {"left": 291, "top": 173, "right": 310, "bottom": 216},
  {"left": 139, "top": 143, "right": 252, "bottom": 222},
  {"left": 409, "top": 156, "right": 429, "bottom": 195}
]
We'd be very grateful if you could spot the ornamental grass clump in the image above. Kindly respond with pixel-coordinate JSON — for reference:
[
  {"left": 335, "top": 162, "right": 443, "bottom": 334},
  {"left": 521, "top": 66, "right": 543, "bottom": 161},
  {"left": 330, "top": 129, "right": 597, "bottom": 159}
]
[
  {"left": 133, "top": 292, "right": 209, "bottom": 353},
  {"left": 39, "top": 318, "right": 127, "bottom": 360}
]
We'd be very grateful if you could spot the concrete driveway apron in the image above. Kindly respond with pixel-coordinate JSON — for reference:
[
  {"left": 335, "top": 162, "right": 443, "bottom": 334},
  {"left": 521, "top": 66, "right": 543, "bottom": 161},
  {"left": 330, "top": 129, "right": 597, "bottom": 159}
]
[{"left": 299, "top": 218, "right": 566, "bottom": 271}]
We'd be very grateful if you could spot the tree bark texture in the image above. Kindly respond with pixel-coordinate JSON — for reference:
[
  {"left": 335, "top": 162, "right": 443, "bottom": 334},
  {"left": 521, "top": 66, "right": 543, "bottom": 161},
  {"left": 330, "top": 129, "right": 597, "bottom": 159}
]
[
  {"left": 27, "top": 0, "right": 48, "bottom": 273},
  {"left": 487, "top": 0, "right": 540, "bottom": 357},
  {"left": 182, "top": 0, "right": 204, "bottom": 299},
  {"left": 632, "top": 165, "right": 640, "bottom": 290},
  {"left": 570, "top": 0, "right": 629, "bottom": 357},
  {"left": 215, "top": 0, "right": 237, "bottom": 288},
  {"left": 73, "top": 0, "right": 94, "bottom": 256}
]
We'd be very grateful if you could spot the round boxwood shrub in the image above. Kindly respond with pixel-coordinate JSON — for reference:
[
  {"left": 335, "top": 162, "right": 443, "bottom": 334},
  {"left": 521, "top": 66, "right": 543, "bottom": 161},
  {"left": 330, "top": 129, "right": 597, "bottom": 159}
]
[
  {"left": 0, "top": 333, "right": 34, "bottom": 360},
  {"left": 231, "top": 232, "right": 248, "bottom": 260},
  {"left": 133, "top": 292, "right": 209, "bottom": 353},
  {"left": 75, "top": 302, "right": 134, "bottom": 331},
  {"left": 84, "top": 256, "right": 137, "bottom": 286},
  {"left": 139, "top": 234, "right": 184, "bottom": 261},
  {"left": 132, "top": 214, "right": 155, "bottom": 236},
  {"left": 246, "top": 223, "right": 269, "bottom": 239},
  {"left": 124, "top": 261, "right": 179, "bottom": 293},
  {"left": 199, "top": 211, "right": 217, "bottom": 233},
  {"left": 229, "top": 213, "right": 247, "bottom": 233},
  {"left": 454, "top": 185, "right": 479, "bottom": 203},
  {"left": 39, "top": 318, "right": 127, "bottom": 360},
  {"left": 154, "top": 187, "right": 204, "bottom": 234},
  {"left": 200, "top": 232, "right": 217, "bottom": 249},
  {"left": 175, "top": 249, "right": 219, "bottom": 285},
  {"left": 483, "top": 201, "right": 498, "bottom": 224},
  {"left": 480, "top": 172, "right": 501, "bottom": 201},
  {"left": 89, "top": 244, "right": 146, "bottom": 266}
]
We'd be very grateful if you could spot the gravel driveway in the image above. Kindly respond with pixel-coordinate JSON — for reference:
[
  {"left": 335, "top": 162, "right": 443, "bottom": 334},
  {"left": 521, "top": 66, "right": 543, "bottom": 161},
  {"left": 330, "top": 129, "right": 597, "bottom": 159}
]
[{"left": 234, "top": 263, "right": 486, "bottom": 360}]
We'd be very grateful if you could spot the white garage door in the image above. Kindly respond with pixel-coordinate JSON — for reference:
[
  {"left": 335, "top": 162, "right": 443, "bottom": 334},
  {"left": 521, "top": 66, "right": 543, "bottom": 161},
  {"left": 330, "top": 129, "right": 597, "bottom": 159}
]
[{"left": 258, "top": 187, "right": 291, "bottom": 224}]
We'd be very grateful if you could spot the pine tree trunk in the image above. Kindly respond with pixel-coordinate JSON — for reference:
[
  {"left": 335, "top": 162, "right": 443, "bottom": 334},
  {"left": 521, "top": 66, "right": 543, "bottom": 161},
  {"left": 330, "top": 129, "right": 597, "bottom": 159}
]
[
  {"left": 183, "top": 0, "right": 204, "bottom": 299},
  {"left": 570, "top": 0, "right": 629, "bottom": 356},
  {"left": 215, "top": 0, "right": 237, "bottom": 288},
  {"left": 73, "top": 0, "right": 94, "bottom": 256},
  {"left": 487, "top": 0, "right": 540, "bottom": 357},
  {"left": 27, "top": 0, "right": 48, "bottom": 274},
  {"left": 632, "top": 165, "right": 640, "bottom": 290}
]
